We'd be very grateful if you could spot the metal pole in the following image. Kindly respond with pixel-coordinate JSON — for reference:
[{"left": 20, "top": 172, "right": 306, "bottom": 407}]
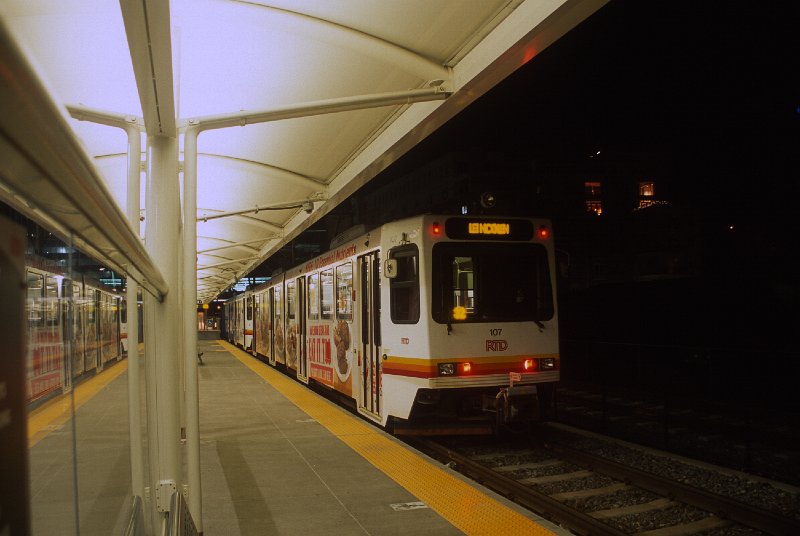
[
  {"left": 183, "top": 127, "right": 203, "bottom": 531},
  {"left": 125, "top": 124, "right": 145, "bottom": 501},
  {"left": 144, "top": 135, "right": 181, "bottom": 529}
]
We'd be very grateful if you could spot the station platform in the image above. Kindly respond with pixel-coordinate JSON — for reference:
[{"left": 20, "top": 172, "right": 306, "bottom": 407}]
[{"left": 27, "top": 339, "right": 570, "bottom": 535}]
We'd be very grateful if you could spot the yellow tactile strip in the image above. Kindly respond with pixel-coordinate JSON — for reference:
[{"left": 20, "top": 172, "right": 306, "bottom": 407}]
[
  {"left": 27, "top": 359, "right": 128, "bottom": 447},
  {"left": 221, "top": 340, "right": 556, "bottom": 536}
]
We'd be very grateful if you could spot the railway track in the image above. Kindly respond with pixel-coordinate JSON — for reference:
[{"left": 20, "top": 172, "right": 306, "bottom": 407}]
[{"left": 409, "top": 432, "right": 800, "bottom": 536}]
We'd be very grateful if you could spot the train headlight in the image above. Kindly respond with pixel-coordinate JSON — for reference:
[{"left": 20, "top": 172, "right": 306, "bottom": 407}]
[
  {"left": 523, "top": 358, "right": 536, "bottom": 371},
  {"left": 538, "top": 358, "right": 556, "bottom": 370},
  {"left": 438, "top": 363, "right": 455, "bottom": 376},
  {"left": 460, "top": 362, "right": 472, "bottom": 374}
]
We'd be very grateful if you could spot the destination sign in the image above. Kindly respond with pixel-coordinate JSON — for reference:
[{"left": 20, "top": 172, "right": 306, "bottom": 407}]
[
  {"left": 468, "top": 222, "right": 509, "bottom": 235},
  {"left": 445, "top": 218, "right": 533, "bottom": 240}
]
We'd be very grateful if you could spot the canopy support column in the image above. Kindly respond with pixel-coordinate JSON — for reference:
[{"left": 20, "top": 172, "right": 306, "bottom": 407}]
[
  {"left": 125, "top": 123, "right": 145, "bottom": 504},
  {"left": 183, "top": 126, "right": 203, "bottom": 531},
  {"left": 143, "top": 135, "right": 181, "bottom": 532}
]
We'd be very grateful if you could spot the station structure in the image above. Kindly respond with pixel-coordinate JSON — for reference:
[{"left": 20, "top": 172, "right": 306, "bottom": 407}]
[{"left": 0, "top": 1, "right": 606, "bottom": 533}]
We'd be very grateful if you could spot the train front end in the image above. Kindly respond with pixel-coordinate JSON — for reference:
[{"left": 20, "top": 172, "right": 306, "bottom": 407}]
[{"left": 380, "top": 215, "right": 559, "bottom": 434}]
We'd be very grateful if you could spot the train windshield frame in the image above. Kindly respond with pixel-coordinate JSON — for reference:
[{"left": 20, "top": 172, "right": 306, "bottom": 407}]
[{"left": 431, "top": 242, "right": 554, "bottom": 324}]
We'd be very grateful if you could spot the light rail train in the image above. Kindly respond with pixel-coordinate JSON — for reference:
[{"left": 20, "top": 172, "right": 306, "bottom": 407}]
[
  {"left": 25, "top": 264, "right": 127, "bottom": 407},
  {"left": 224, "top": 214, "right": 559, "bottom": 433}
]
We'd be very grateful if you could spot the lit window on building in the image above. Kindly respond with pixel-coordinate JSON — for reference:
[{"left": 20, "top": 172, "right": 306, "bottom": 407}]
[
  {"left": 585, "top": 181, "right": 602, "bottom": 197},
  {"left": 585, "top": 200, "right": 602, "bottom": 215},
  {"left": 638, "top": 181, "right": 656, "bottom": 209},
  {"left": 585, "top": 181, "right": 602, "bottom": 215}
]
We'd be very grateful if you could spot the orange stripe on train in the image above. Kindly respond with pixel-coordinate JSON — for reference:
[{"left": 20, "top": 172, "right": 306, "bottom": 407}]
[{"left": 383, "top": 361, "right": 532, "bottom": 379}]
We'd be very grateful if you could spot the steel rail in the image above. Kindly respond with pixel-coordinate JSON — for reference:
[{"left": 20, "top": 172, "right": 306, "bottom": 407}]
[
  {"left": 544, "top": 440, "right": 800, "bottom": 536},
  {"left": 412, "top": 438, "right": 628, "bottom": 536}
]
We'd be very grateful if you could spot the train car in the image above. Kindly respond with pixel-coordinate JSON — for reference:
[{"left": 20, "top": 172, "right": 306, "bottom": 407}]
[
  {"left": 25, "top": 265, "right": 125, "bottom": 407},
  {"left": 227, "top": 214, "right": 559, "bottom": 433}
]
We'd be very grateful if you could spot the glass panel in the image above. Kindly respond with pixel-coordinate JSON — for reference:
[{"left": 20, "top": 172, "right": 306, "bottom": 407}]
[
  {"left": 432, "top": 242, "right": 554, "bottom": 323},
  {"left": 452, "top": 256, "right": 475, "bottom": 313},
  {"left": 320, "top": 270, "right": 333, "bottom": 320},
  {"left": 274, "top": 285, "right": 284, "bottom": 361},
  {"left": 308, "top": 273, "right": 319, "bottom": 320},
  {"left": 389, "top": 245, "right": 419, "bottom": 324},
  {"left": 256, "top": 291, "right": 270, "bottom": 356},
  {"left": 335, "top": 263, "right": 353, "bottom": 321},
  {"left": 287, "top": 281, "right": 296, "bottom": 320},
  {"left": 20, "top": 223, "right": 140, "bottom": 536}
]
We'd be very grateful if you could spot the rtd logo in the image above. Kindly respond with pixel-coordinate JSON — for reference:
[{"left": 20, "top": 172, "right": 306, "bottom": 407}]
[{"left": 486, "top": 340, "right": 508, "bottom": 351}]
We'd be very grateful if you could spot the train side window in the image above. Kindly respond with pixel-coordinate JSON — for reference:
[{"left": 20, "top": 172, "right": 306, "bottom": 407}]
[
  {"left": 320, "top": 269, "right": 333, "bottom": 320},
  {"left": 274, "top": 285, "right": 282, "bottom": 323},
  {"left": 246, "top": 296, "right": 253, "bottom": 321},
  {"left": 26, "top": 271, "right": 44, "bottom": 327},
  {"left": 287, "top": 281, "right": 296, "bottom": 320},
  {"left": 45, "top": 276, "right": 59, "bottom": 326},
  {"left": 335, "top": 263, "right": 353, "bottom": 321},
  {"left": 389, "top": 245, "right": 420, "bottom": 324},
  {"left": 308, "top": 273, "right": 320, "bottom": 320}
]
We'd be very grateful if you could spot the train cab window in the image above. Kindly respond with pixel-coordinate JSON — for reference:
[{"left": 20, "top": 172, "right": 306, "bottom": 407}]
[
  {"left": 452, "top": 257, "right": 475, "bottom": 314},
  {"left": 287, "top": 281, "right": 296, "bottom": 320},
  {"left": 308, "top": 273, "right": 320, "bottom": 320},
  {"left": 389, "top": 245, "right": 420, "bottom": 324},
  {"left": 432, "top": 242, "right": 554, "bottom": 323},
  {"left": 320, "top": 269, "right": 334, "bottom": 320},
  {"left": 336, "top": 263, "right": 353, "bottom": 321}
]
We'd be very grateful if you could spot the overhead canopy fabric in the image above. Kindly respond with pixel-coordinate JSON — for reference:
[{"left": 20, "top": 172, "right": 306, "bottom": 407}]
[{"left": 0, "top": 0, "right": 604, "bottom": 302}]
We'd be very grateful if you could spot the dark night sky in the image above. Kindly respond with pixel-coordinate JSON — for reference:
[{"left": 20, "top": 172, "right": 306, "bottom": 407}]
[{"left": 399, "top": 0, "right": 800, "bottom": 204}]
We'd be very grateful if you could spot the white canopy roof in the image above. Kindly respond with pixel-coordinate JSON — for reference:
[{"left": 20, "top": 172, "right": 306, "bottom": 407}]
[{"left": 0, "top": 0, "right": 604, "bottom": 301}]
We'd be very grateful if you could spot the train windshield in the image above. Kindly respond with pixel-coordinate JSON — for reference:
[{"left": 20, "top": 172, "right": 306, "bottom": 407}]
[{"left": 432, "top": 242, "right": 553, "bottom": 323}]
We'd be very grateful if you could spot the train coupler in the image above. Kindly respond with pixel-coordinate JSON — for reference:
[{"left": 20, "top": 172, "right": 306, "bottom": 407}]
[{"left": 482, "top": 384, "right": 539, "bottom": 428}]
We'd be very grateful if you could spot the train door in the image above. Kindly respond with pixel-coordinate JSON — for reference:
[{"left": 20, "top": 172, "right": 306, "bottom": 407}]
[
  {"left": 357, "top": 252, "right": 382, "bottom": 418},
  {"left": 84, "top": 288, "right": 98, "bottom": 374},
  {"left": 120, "top": 296, "right": 128, "bottom": 356},
  {"left": 44, "top": 275, "right": 66, "bottom": 388},
  {"left": 254, "top": 292, "right": 264, "bottom": 357},
  {"left": 268, "top": 287, "right": 276, "bottom": 366},
  {"left": 245, "top": 295, "right": 254, "bottom": 352},
  {"left": 273, "top": 284, "right": 285, "bottom": 365},
  {"left": 296, "top": 276, "right": 308, "bottom": 382},
  {"left": 60, "top": 280, "right": 78, "bottom": 391},
  {"left": 72, "top": 283, "right": 86, "bottom": 378}
]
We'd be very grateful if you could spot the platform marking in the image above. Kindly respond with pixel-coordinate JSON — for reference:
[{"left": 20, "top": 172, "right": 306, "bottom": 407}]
[
  {"left": 390, "top": 501, "right": 429, "bottom": 511},
  {"left": 222, "top": 341, "right": 556, "bottom": 536},
  {"left": 27, "top": 359, "right": 128, "bottom": 447}
]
